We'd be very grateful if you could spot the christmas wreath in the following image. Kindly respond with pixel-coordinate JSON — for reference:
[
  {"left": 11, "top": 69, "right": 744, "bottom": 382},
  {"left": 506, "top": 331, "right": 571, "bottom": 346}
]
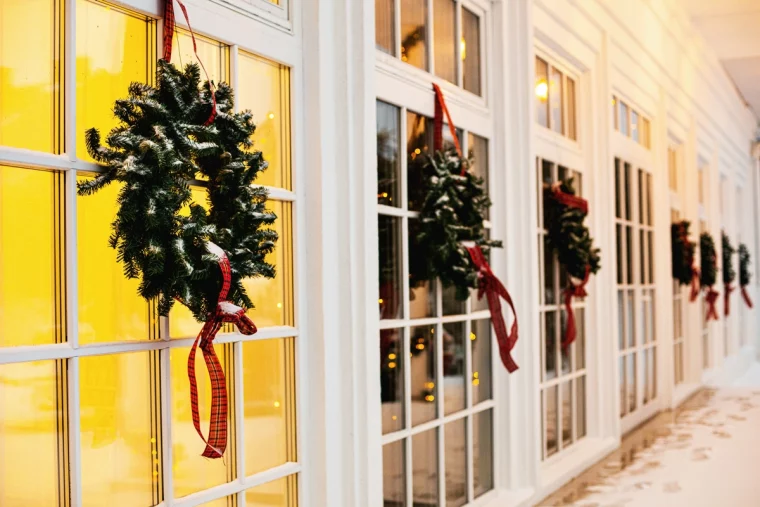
[
  {"left": 543, "top": 178, "right": 600, "bottom": 348},
  {"left": 671, "top": 221, "right": 700, "bottom": 300},
  {"left": 739, "top": 243, "right": 753, "bottom": 308},
  {"left": 722, "top": 232, "right": 736, "bottom": 316},
  {"left": 700, "top": 232, "right": 719, "bottom": 321}
]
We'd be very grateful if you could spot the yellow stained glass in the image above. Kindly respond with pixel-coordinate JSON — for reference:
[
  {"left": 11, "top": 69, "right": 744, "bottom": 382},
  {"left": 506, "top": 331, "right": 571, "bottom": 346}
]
[
  {"left": 0, "top": 0, "right": 58, "bottom": 152},
  {"left": 0, "top": 166, "right": 62, "bottom": 347},
  {"left": 78, "top": 177, "right": 151, "bottom": 343},
  {"left": 171, "top": 345, "right": 233, "bottom": 498},
  {"left": 244, "top": 338, "right": 296, "bottom": 476},
  {"left": 245, "top": 476, "right": 298, "bottom": 507},
  {"left": 171, "top": 29, "right": 228, "bottom": 85},
  {"left": 80, "top": 352, "right": 157, "bottom": 506},
  {"left": 0, "top": 360, "right": 63, "bottom": 505},
  {"left": 238, "top": 51, "right": 291, "bottom": 190},
  {"left": 76, "top": 0, "right": 152, "bottom": 161}
]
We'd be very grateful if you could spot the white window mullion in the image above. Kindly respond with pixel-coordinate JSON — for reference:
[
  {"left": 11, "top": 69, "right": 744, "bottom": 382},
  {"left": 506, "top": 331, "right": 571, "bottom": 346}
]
[
  {"left": 160, "top": 347, "right": 175, "bottom": 505},
  {"left": 234, "top": 341, "right": 246, "bottom": 481},
  {"left": 68, "top": 356, "right": 83, "bottom": 507}
]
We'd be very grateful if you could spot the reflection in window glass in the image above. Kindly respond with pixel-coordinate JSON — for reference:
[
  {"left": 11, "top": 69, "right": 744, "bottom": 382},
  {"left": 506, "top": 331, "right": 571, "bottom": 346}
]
[
  {"left": 400, "top": 0, "right": 427, "bottom": 70},
  {"left": 379, "top": 215, "right": 403, "bottom": 320},
  {"left": 468, "top": 133, "right": 489, "bottom": 216},
  {"left": 535, "top": 57, "right": 549, "bottom": 127},
  {"left": 375, "top": 0, "right": 395, "bottom": 55},
  {"left": 549, "top": 66, "right": 563, "bottom": 134},
  {"left": 462, "top": 8, "right": 481, "bottom": 95},
  {"left": 434, "top": 0, "right": 456, "bottom": 83},
  {"left": 171, "top": 29, "right": 228, "bottom": 85},
  {"left": 377, "top": 101, "right": 401, "bottom": 206},
  {"left": 381, "top": 328, "right": 405, "bottom": 434},
  {"left": 473, "top": 410, "right": 493, "bottom": 498},
  {"left": 445, "top": 418, "right": 467, "bottom": 507},
  {"left": 383, "top": 440, "right": 407, "bottom": 506},
  {"left": 407, "top": 112, "right": 433, "bottom": 211},
  {"left": 409, "top": 219, "right": 436, "bottom": 319},
  {"left": 245, "top": 475, "right": 298, "bottom": 507},
  {"left": 412, "top": 430, "right": 438, "bottom": 505},
  {"left": 411, "top": 326, "right": 437, "bottom": 425},
  {"left": 472, "top": 319, "right": 492, "bottom": 404},
  {"left": 443, "top": 322, "right": 465, "bottom": 415}
]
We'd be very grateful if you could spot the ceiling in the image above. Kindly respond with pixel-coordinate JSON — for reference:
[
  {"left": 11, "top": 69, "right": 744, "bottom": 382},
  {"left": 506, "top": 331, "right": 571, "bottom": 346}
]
[{"left": 678, "top": 0, "right": 760, "bottom": 117}]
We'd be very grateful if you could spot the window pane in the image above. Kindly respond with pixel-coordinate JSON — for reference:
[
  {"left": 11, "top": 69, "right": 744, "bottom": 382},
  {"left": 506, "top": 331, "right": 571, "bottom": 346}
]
[
  {"left": 0, "top": 0, "right": 57, "bottom": 152},
  {"left": 575, "top": 308, "right": 585, "bottom": 371},
  {"left": 566, "top": 77, "right": 577, "bottom": 140},
  {"left": 445, "top": 418, "right": 467, "bottom": 507},
  {"left": 80, "top": 352, "right": 156, "bottom": 507},
  {"left": 615, "top": 158, "right": 622, "bottom": 218},
  {"left": 0, "top": 166, "right": 62, "bottom": 347},
  {"left": 544, "top": 311, "right": 557, "bottom": 380},
  {"left": 434, "top": 0, "right": 456, "bottom": 83},
  {"left": 544, "top": 236, "right": 556, "bottom": 304},
  {"left": 627, "top": 289, "right": 635, "bottom": 348},
  {"left": 616, "top": 224, "right": 624, "bottom": 284},
  {"left": 238, "top": 51, "right": 292, "bottom": 190},
  {"left": 76, "top": 0, "right": 151, "bottom": 161},
  {"left": 377, "top": 101, "right": 401, "bottom": 207},
  {"left": 381, "top": 328, "right": 405, "bottom": 434},
  {"left": 407, "top": 112, "right": 433, "bottom": 211},
  {"left": 617, "top": 291, "right": 625, "bottom": 350},
  {"left": 379, "top": 215, "right": 403, "bottom": 320},
  {"left": 472, "top": 319, "right": 492, "bottom": 404},
  {"left": 627, "top": 353, "right": 636, "bottom": 413},
  {"left": 443, "top": 322, "right": 466, "bottom": 415},
  {"left": 626, "top": 226, "right": 633, "bottom": 283},
  {"left": 619, "top": 101, "right": 629, "bottom": 136},
  {"left": 549, "top": 67, "right": 563, "bottom": 133},
  {"left": 535, "top": 57, "right": 549, "bottom": 127},
  {"left": 411, "top": 325, "right": 437, "bottom": 425},
  {"left": 576, "top": 377, "right": 586, "bottom": 439},
  {"left": 171, "top": 346, "right": 233, "bottom": 499},
  {"left": 245, "top": 475, "right": 298, "bottom": 507},
  {"left": 619, "top": 357, "right": 627, "bottom": 417},
  {"left": 383, "top": 440, "right": 407, "bottom": 506},
  {"left": 400, "top": 0, "right": 427, "bottom": 70},
  {"left": 468, "top": 133, "right": 489, "bottom": 221},
  {"left": 462, "top": 8, "right": 481, "bottom": 95},
  {"left": 376, "top": 0, "right": 395, "bottom": 55},
  {"left": 171, "top": 29, "right": 228, "bottom": 85},
  {"left": 545, "top": 385, "right": 558, "bottom": 457},
  {"left": 561, "top": 381, "right": 572, "bottom": 447},
  {"left": 243, "top": 338, "right": 297, "bottom": 476},
  {"left": 0, "top": 360, "right": 62, "bottom": 505},
  {"left": 630, "top": 110, "right": 639, "bottom": 142},
  {"left": 412, "top": 430, "right": 438, "bottom": 505},
  {"left": 473, "top": 409, "right": 493, "bottom": 498},
  {"left": 409, "top": 219, "right": 435, "bottom": 319},
  {"left": 442, "top": 283, "right": 466, "bottom": 316}
]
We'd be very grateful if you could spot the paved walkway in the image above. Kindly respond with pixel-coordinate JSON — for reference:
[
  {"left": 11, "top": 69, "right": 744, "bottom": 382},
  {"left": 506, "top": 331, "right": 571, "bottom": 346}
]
[{"left": 540, "top": 368, "right": 760, "bottom": 506}]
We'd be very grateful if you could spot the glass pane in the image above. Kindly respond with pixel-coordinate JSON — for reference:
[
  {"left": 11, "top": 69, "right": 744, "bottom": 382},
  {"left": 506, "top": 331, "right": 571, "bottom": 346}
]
[
  {"left": 640, "top": 229, "right": 646, "bottom": 284},
  {"left": 615, "top": 158, "right": 622, "bottom": 218},
  {"left": 576, "top": 377, "right": 586, "bottom": 439},
  {"left": 76, "top": 0, "right": 150, "bottom": 161},
  {"left": 642, "top": 118, "right": 651, "bottom": 148},
  {"left": 545, "top": 385, "right": 558, "bottom": 457},
  {"left": 434, "top": 0, "right": 456, "bottom": 83},
  {"left": 619, "top": 357, "right": 626, "bottom": 417},
  {"left": 535, "top": 57, "right": 549, "bottom": 127},
  {"left": 0, "top": 0, "right": 57, "bottom": 152},
  {"left": 473, "top": 410, "right": 494, "bottom": 498},
  {"left": 545, "top": 311, "right": 557, "bottom": 380},
  {"left": 638, "top": 169, "right": 644, "bottom": 226},
  {"left": 375, "top": 0, "right": 395, "bottom": 55},
  {"left": 377, "top": 101, "right": 401, "bottom": 207},
  {"left": 379, "top": 215, "right": 403, "bottom": 320},
  {"left": 80, "top": 352, "right": 155, "bottom": 507},
  {"left": 409, "top": 220, "right": 435, "bottom": 319},
  {"left": 566, "top": 77, "right": 577, "bottom": 140},
  {"left": 171, "top": 29, "right": 228, "bottom": 85},
  {"left": 0, "top": 360, "right": 62, "bottom": 505},
  {"left": 648, "top": 230, "right": 655, "bottom": 283},
  {"left": 445, "top": 418, "right": 467, "bottom": 507},
  {"left": 617, "top": 290, "right": 625, "bottom": 350},
  {"left": 627, "top": 354, "right": 636, "bottom": 413},
  {"left": 443, "top": 322, "right": 466, "bottom": 415},
  {"left": 560, "top": 310, "right": 570, "bottom": 375},
  {"left": 627, "top": 289, "right": 635, "bottom": 348},
  {"left": 616, "top": 224, "right": 624, "bottom": 284},
  {"left": 78, "top": 177, "right": 150, "bottom": 344},
  {"left": 647, "top": 173, "right": 653, "bottom": 226},
  {"left": 411, "top": 325, "right": 437, "bottom": 425},
  {"left": 400, "top": 0, "right": 427, "bottom": 70},
  {"left": 561, "top": 381, "right": 572, "bottom": 447},
  {"left": 642, "top": 345, "right": 649, "bottom": 404},
  {"left": 626, "top": 226, "right": 634, "bottom": 283},
  {"left": 238, "top": 51, "right": 292, "bottom": 190},
  {"left": 549, "top": 66, "right": 563, "bottom": 133},
  {"left": 472, "top": 319, "right": 492, "bottom": 404},
  {"left": 650, "top": 347, "right": 657, "bottom": 401},
  {"left": 468, "top": 133, "right": 489, "bottom": 219},
  {"left": 243, "top": 338, "right": 297, "bottom": 476},
  {"left": 245, "top": 475, "right": 298, "bottom": 507},
  {"left": 383, "top": 440, "right": 407, "bottom": 506},
  {"left": 442, "top": 284, "right": 467, "bottom": 316},
  {"left": 407, "top": 112, "right": 433, "bottom": 211},
  {"left": 199, "top": 497, "right": 231, "bottom": 507},
  {"left": 0, "top": 166, "right": 61, "bottom": 347},
  {"left": 624, "top": 162, "right": 631, "bottom": 220},
  {"left": 171, "top": 346, "right": 232, "bottom": 498},
  {"left": 613, "top": 96, "right": 618, "bottom": 130},
  {"left": 381, "top": 328, "right": 405, "bottom": 434},
  {"left": 544, "top": 236, "right": 557, "bottom": 304},
  {"left": 412, "top": 430, "right": 438, "bottom": 505},
  {"left": 630, "top": 110, "right": 639, "bottom": 142},
  {"left": 619, "top": 101, "right": 629, "bottom": 136},
  {"left": 575, "top": 308, "right": 585, "bottom": 371},
  {"left": 462, "top": 8, "right": 481, "bottom": 95}
]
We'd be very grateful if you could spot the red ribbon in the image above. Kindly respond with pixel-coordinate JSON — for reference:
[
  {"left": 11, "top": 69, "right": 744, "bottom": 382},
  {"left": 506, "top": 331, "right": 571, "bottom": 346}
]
[
  {"left": 163, "top": 0, "right": 217, "bottom": 126},
  {"left": 689, "top": 267, "right": 700, "bottom": 302},
  {"left": 547, "top": 183, "right": 588, "bottom": 215},
  {"left": 741, "top": 286, "right": 754, "bottom": 308},
  {"left": 188, "top": 243, "right": 257, "bottom": 458},
  {"left": 705, "top": 287, "right": 719, "bottom": 322},
  {"left": 562, "top": 266, "right": 590, "bottom": 349},
  {"left": 432, "top": 84, "right": 464, "bottom": 168},
  {"left": 724, "top": 284, "right": 735, "bottom": 316},
  {"left": 466, "top": 245, "right": 519, "bottom": 373}
]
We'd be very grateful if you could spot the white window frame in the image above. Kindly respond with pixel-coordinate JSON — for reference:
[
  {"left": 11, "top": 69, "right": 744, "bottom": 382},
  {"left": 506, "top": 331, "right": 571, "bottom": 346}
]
[{"left": 668, "top": 144, "right": 686, "bottom": 387}]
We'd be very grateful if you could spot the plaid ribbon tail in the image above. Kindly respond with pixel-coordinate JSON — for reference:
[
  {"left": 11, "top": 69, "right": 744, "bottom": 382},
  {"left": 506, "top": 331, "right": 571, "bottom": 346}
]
[
  {"left": 742, "top": 286, "right": 754, "bottom": 309},
  {"left": 432, "top": 83, "right": 463, "bottom": 159},
  {"left": 562, "top": 266, "right": 590, "bottom": 349},
  {"left": 705, "top": 288, "right": 720, "bottom": 322}
]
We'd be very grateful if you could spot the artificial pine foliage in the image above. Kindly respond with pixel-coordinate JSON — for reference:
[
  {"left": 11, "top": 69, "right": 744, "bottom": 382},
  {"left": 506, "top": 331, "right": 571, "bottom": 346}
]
[
  {"left": 739, "top": 243, "right": 752, "bottom": 287},
  {"left": 699, "top": 232, "right": 718, "bottom": 287},
  {"left": 79, "top": 59, "right": 277, "bottom": 321},
  {"left": 722, "top": 232, "right": 736, "bottom": 286},
  {"left": 411, "top": 149, "right": 501, "bottom": 300},
  {"left": 543, "top": 179, "right": 601, "bottom": 280},
  {"left": 671, "top": 220, "right": 696, "bottom": 286}
]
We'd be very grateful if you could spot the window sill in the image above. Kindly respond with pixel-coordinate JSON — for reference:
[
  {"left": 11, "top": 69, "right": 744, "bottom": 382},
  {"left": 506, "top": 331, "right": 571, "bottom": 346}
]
[
  {"left": 538, "top": 436, "right": 618, "bottom": 502},
  {"left": 672, "top": 382, "right": 702, "bottom": 409}
]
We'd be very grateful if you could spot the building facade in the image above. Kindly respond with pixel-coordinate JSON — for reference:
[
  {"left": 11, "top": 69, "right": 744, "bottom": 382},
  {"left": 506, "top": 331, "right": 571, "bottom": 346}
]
[{"left": 0, "top": 0, "right": 758, "bottom": 506}]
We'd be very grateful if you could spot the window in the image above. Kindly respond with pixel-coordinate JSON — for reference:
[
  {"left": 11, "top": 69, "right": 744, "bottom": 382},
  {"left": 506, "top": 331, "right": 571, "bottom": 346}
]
[
  {"left": 700, "top": 220, "right": 711, "bottom": 369},
  {"left": 615, "top": 158, "right": 656, "bottom": 419},
  {"left": 613, "top": 96, "right": 650, "bottom": 148},
  {"left": 720, "top": 177, "right": 731, "bottom": 358},
  {"left": 668, "top": 147, "right": 678, "bottom": 192},
  {"left": 535, "top": 56, "right": 577, "bottom": 140},
  {"left": 377, "top": 101, "right": 494, "bottom": 504},
  {"left": 377, "top": 0, "right": 484, "bottom": 96},
  {"left": 0, "top": 1, "right": 298, "bottom": 505},
  {"left": 669, "top": 148, "right": 685, "bottom": 386},
  {"left": 536, "top": 160, "right": 588, "bottom": 459}
]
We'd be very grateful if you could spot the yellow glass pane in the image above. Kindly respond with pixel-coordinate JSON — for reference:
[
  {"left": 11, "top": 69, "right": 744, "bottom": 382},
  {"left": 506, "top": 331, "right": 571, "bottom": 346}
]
[
  {"left": 243, "top": 338, "right": 296, "bottom": 476},
  {"left": 200, "top": 497, "right": 233, "bottom": 507},
  {"left": 0, "top": 166, "right": 61, "bottom": 347},
  {"left": 0, "top": 360, "right": 62, "bottom": 505},
  {"left": 0, "top": 0, "right": 58, "bottom": 152},
  {"left": 238, "top": 51, "right": 291, "bottom": 190},
  {"left": 171, "top": 345, "right": 233, "bottom": 498},
  {"left": 76, "top": 0, "right": 152, "bottom": 161},
  {"left": 245, "top": 476, "right": 298, "bottom": 507},
  {"left": 80, "top": 352, "right": 158, "bottom": 506},
  {"left": 78, "top": 177, "right": 151, "bottom": 343},
  {"left": 243, "top": 201, "right": 293, "bottom": 328},
  {"left": 171, "top": 29, "right": 229, "bottom": 85}
]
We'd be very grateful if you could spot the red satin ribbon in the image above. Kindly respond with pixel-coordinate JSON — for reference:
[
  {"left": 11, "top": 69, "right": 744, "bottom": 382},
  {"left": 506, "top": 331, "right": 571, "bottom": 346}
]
[
  {"left": 188, "top": 243, "right": 257, "bottom": 458},
  {"left": 562, "top": 266, "right": 590, "bottom": 349},
  {"left": 689, "top": 267, "right": 700, "bottom": 302},
  {"left": 724, "top": 284, "right": 735, "bottom": 316},
  {"left": 705, "top": 287, "right": 720, "bottom": 322},
  {"left": 163, "top": 0, "right": 217, "bottom": 126},
  {"left": 547, "top": 183, "right": 589, "bottom": 215},
  {"left": 466, "top": 245, "right": 519, "bottom": 373},
  {"left": 432, "top": 84, "right": 463, "bottom": 163},
  {"left": 741, "top": 286, "right": 754, "bottom": 308}
]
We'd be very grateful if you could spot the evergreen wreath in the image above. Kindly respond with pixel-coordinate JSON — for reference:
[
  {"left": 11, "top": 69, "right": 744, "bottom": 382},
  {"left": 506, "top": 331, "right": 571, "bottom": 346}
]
[
  {"left": 739, "top": 243, "right": 752, "bottom": 287},
  {"left": 543, "top": 179, "right": 601, "bottom": 280},
  {"left": 79, "top": 59, "right": 277, "bottom": 321},
  {"left": 699, "top": 232, "right": 718, "bottom": 287},
  {"left": 671, "top": 220, "right": 696, "bottom": 286},
  {"left": 722, "top": 232, "right": 736, "bottom": 286}
]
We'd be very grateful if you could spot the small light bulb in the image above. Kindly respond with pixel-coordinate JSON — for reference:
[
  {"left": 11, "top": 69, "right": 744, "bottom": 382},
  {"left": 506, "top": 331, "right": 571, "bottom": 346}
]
[
  {"left": 268, "top": 112, "right": 275, "bottom": 120},
  {"left": 389, "top": 361, "right": 397, "bottom": 369},
  {"left": 274, "top": 401, "right": 281, "bottom": 408},
  {"left": 277, "top": 302, "right": 282, "bottom": 309}
]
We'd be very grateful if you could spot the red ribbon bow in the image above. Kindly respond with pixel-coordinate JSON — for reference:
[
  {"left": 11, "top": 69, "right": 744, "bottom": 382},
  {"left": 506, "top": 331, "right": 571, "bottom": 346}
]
[
  {"left": 705, "top": 287, "right": 720, "bottom": 322},
  {"left": 548, "top": 183, "right": 588, "bottom": 215},
  {"left": 466, "top": 245, "right": 519, "bottom": 373},
  {"left": 188, "top": 243, "right": 257, "bottom": 458},
  {"left": 741, "top": 286, "right": 754, "bottom": 308},
  {"left": 724, "top": 284, "right": 735, "bottom": 316},
  {"left": 689, "top": 267, "right": 700, "bottom": 302},
  {"left": 562, "top": 265, "right": 590, "bottom": 349}
]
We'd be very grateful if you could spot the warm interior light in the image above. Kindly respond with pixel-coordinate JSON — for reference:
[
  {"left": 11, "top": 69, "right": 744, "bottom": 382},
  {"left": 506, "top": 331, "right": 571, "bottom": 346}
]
[
  {"left": 268, "top": 112, "right": 275, "bottom": 120},
  {"left": 535, "top": 80, "right": 548, "bottom": 101},
  {"left": 460, "top": 37, "right": 466, "bottom": 60}
]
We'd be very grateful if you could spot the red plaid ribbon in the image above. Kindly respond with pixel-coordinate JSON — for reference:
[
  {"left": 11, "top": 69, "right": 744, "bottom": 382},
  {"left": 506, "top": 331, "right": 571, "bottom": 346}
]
[
  {"left": 163, "top": 0, "right": 217, "bottom": 126},
  {"left": 188, "top": 243, "right": 257, "bottom": 458},
  {"left": 562, "top": 265, "right": 590, "bottom": 349},
  {"left": 547, "top": 183, "right": 589, "bottom": 215},
  {"left": 467, "top": 245, "right": 519, "bottom": 373},
  {"left": 724, "top": 284, "right": 735, "bottom": 316},
  {"left": 689, "top": 267, "right": 700, "bottom": 302},
  {"left": 432, "top": 84, "right": 464, "bottom": 164},
  {"left": 705, "top": 287, "right": 719, "bottom": 322},
  {"left": 741, "top": 286, "right": 754, "bottom": 309}
]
